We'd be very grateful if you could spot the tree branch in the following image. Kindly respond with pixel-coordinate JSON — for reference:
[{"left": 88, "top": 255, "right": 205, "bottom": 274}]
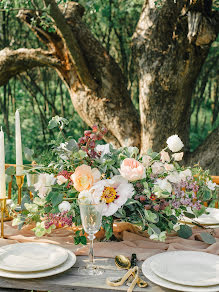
[
  {"left": 43, "top": 0, "right": 97, "bottom": 90},
  {"left": 0, "top": 48, "right": 60, "bottom": 86}
]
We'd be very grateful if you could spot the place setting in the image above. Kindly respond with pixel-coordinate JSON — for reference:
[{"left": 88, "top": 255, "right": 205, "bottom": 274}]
[
  {"left": 142, "top": 250, "right": 219, "bottom": 292},
  {"left": 0, "top": 242, "right": 76, "bottom": 279}
]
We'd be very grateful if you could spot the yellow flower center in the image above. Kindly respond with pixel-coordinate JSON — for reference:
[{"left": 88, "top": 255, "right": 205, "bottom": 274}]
[{"left": 101, "top": 187, "right": 117, "bottom": 204}]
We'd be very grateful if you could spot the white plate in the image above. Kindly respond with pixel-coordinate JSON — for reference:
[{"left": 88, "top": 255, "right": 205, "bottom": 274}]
[
  {"left": 0, "top": 250, "right": 76, "bottom": 279},
  {"left": 142, "top": 255, "right": 219, "bottom": 292},
  {"left": 181, "top": 208, "right": 219, "bottom": 225},
  {"left": 150, "top": 251, "right": 219, "bottom": 287},
  {"left": 0, "top": 243, "right": 68, "bottom": 272}
]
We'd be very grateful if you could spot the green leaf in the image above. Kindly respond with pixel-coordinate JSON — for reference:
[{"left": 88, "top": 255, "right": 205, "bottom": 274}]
[
  {"left": 183, "top": 212, "right": 196, "bottom": 219},
  {"left": 80, "top": 236, "right": 87, "bottom": 245},
  {"left": 66, "top": 139, "right": 78, "bottom": 152},
  {"left": 5, "top": 166, "right": 15, "bottom": 175},
  {"left": 200, "top": 232, "right": 216, "bottom": 244},
  {"left": 48, "top": 119, "right": 57, "bottom": 129},
  {"left": 177, "top": 225, "right": 192, "bottom": 239},
  {"left": 193, "top": 205, "right": 206, "bottom": 217},
  {"left": 51, "top": 194, "right": 63, "bottom": 207},
  {"left": 5, "top": 174, "right": 12, "bottom": 183},
  {"left": 148, "top": 223, "right": 161, "bottom": 235},
  {"left": 203, "top": 189, "right": 212, "bottom": 201},
  {"left": 144, "top": 210, "right": 159, "bottom": 223}
]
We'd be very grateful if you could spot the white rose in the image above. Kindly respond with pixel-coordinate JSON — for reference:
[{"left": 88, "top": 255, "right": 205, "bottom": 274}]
[
  {"left": 78, "top": 190, "right": 93, "bottom": 203},
  {"left": 57, "top": 175, "right": 68, "bottom": 185},
  {"left": 164, "top": 163, "right": 175, "bottom": 171},
  {"left": 166, "top": 171, "right": 181, "bottom": 183},
  {"left": 142, "top": 155, "right": 152, "bottom": 168},
  {"left": 172, "top": 152, "right": 184, "bottom": 161},
  {"left": 24, "top": 203, "right": 38, "bottom": 213},
  {"left": 34, "top": 173, "right": 56, "bottom": 198},
  {"left": 166, "top": 135, "right": 184, "bottom": 152},
  {"left": 179, "top": 169, "right": 192, "bottom": 181},
  {"left": 160, "top": 150, "right": 170, "bottom": 163},
  {"left": 173, "top": 223, "right": 181, "bottom": 232},
  {"left": 96, "top": 144, "right": 111, "bottom": 156},
  {"left": 151, "top": 161, "right": 164, "bottom": 174},
  {"left": 156, "top": 178, "right": 172, "bottom": 193},
  {"left": 58, "top": 201, "right": 71, "bottom": 213},
  {"left": 92, "top": 168, "right": 101, "bottom": 183},
  {"left": 206, "top": 180, "right": 217, "bottom": 191}
]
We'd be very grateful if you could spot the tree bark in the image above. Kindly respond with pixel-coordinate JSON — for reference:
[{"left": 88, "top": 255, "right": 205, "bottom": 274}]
[
  {"left": 0, "top": 48, "right": 60, "bottom": 86},
  {"left": 16, "top": 1, "right": 141, "bottom": 148},
  {"left": 184, "top": 127, "right": 219, "bottom": 175},
  {"left": 132, "top": 0, "right": 218, "bottom": 153}
]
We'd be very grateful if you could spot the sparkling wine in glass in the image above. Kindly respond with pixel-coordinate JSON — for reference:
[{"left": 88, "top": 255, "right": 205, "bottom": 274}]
[{"left": 78, "top": 200, "right": 104, "bottom": 275}]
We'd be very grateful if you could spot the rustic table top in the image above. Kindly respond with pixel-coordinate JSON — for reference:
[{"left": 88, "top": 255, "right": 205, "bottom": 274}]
[{"left": 0, "top": 256, "right": 171, "bottom": 292}]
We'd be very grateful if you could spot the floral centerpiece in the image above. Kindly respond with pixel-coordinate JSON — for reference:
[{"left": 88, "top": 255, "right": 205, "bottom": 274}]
[{"left": 12, "top": 117, "right": 218, "bottom": 244}]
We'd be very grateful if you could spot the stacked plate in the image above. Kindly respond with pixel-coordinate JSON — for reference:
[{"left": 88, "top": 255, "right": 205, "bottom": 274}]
[
  {"left": 142, "top": 251, "right": 219, "bottom": 291},
  {"left": 179, "top": 207, "right": 219, "bottom": 228},
  {"left": 0, "top": 242, "right": 76, "bottom": 278}
]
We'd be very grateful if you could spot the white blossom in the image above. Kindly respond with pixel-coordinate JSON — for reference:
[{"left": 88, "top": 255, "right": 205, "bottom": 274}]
[
  {"left": 166, "top": 135, "right": 184, "bottom": 152},
  {"left": 58, "top": 201, "right": 71, "bottom": 213}
]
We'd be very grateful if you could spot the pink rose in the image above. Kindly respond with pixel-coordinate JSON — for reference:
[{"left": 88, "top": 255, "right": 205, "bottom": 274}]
[{"left": 119, "top": 158, "right": 145, "bottom": 181}]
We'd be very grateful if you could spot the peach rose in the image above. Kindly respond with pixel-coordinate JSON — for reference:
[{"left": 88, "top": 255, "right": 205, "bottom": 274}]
[
  {"left": 70, "top": 165, "right": 101, "bottom": 192},
  {"left": 119, "top": 158, "right": 145, "bottom": 181},
  {"left": 160, "top": 150, "right": 170, "bottom": 163}
]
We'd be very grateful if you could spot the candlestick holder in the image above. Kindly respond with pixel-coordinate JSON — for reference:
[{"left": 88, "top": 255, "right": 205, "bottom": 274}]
[
  {"left": 0, "top": 198, "right": 6, "bottom": 238},
  {"left": 16, "top": 175, "right": 25, "bottom": 206}
]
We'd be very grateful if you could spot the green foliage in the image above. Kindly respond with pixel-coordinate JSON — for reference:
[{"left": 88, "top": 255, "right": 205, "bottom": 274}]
[
  {"left": 177, "top": 225, "right": 193, "bottom": 239},
  {"left": 200, "top": 232, "right": 216, "bottom": 244}
]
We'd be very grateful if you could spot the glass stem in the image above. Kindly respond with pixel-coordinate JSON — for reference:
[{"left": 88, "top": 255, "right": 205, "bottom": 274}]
[{"left": 88, "top": 234, "right": 95, "bottom": 269}]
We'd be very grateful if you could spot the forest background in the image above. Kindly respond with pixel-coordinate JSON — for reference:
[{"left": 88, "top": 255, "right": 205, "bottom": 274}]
[{"left": 0, "top": 0, "right": 218, "bottom": 171}]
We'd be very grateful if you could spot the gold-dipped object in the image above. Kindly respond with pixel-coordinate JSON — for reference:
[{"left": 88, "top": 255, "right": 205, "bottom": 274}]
[
  {"left": 16, "top": 175, "right": 25, "bottom": 206},
  {"left": 0, "top": 198, "right": 6, "bottom": 238},
  {"left": 114, "top": 255, "right": 148, "bottom": 288},
  {"left": 115, "top": 255, "right": 131, "bottom": 269}
]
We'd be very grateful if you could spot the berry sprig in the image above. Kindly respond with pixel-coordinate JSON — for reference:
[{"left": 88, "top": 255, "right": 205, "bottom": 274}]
[{"left": 78, "top": 125, "right": 107, "bottom": 158}]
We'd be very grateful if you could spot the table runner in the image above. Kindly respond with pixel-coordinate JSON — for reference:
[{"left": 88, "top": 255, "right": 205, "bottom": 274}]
[{"left": 0, "top": 222, "right": 218, "bottom": 260}]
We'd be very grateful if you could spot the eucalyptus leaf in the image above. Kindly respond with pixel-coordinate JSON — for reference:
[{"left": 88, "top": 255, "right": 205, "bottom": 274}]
[
  {"left": 183, "top": 212, "right": 196, "bottom": 219},
  {"left": 144, "top": 210, "right": 159, "bottom": 223},
  {"left": 5, "top": 174, "right": 12, "bottom": 183},
  {"left": 66, "top": 139, "right": 78, "bottom": 152},
  {"left": 149, "top": 223, "right": 161, "bottom": 234},
  {"left": 200, "top": 232, "right": 216, "bottom": 244},
  {"left": 177, "top": 225, "right": 192, "bottom": 239},
  {"left": 51, "top": 193, "right": 63, "bottom": 207},
  {"left": 5, "top": 166, "right": 15, "bottom": 175}
]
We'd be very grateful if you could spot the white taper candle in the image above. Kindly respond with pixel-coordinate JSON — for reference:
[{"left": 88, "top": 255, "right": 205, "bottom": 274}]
[
  {"left": 15, "top": 110, "right": 23, "bottom": 176},
  {"left": 0, "top": 127, "right": 6, "bottom": 198}
]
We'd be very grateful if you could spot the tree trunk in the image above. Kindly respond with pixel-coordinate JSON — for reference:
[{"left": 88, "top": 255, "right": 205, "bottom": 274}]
[{"left": 132, "top": 0, "right": 217, "bottom": 153}]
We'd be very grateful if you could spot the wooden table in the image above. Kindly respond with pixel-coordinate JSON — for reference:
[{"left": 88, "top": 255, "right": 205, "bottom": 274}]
[{"left": 0, "top": 256, "right": 171, "bottom": 292}]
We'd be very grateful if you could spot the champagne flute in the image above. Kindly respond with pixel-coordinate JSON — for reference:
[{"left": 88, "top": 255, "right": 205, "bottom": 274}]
[{"left": 78, "top": 200, "right": 104, "bottom": 275}]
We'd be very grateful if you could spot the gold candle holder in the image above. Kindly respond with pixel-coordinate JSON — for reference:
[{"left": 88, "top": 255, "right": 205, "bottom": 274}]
[
  {"left": 16, "top": 175, "right": 25, "bottom": 206},
  {"left": 0, "top": 198, "right": 6, "bottom": 238}
]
